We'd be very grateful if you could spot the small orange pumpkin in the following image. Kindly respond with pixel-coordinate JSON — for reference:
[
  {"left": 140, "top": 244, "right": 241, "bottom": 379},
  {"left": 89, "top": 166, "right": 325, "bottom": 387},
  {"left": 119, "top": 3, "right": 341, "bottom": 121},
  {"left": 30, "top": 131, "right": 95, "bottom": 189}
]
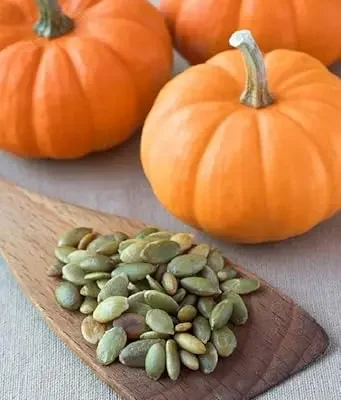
[
  {"left": 141, "top": 30, "right": 341, "bottom": 243},
  {"left": 160, "top": 0, "right": 341, "bottom": 66},
  {"left": 0, "top": 0, "right": 172, "bottom": 159}
]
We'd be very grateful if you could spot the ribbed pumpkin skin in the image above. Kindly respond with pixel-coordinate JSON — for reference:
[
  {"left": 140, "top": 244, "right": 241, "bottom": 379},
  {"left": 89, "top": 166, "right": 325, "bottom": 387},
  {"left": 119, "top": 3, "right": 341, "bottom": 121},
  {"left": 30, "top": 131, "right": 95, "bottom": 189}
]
[
  {"left": 0, "top": 0, "right": 172, "bottom": 159},
  {"left": 160, "top": 0, "right": 341, "bottom": 66},
  {"left": 141, "top": 49, "right": 341, "bottom": 243}
]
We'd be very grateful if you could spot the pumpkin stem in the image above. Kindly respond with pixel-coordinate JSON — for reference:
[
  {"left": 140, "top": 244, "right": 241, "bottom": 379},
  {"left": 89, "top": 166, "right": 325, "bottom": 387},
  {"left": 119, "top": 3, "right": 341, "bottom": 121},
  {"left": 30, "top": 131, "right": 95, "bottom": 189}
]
[
  {"left": 229, "top": 30, "right": 274, "bottom": 108},
  {"left": 34, "top": 0, "right": 74, "bottom": 39}
]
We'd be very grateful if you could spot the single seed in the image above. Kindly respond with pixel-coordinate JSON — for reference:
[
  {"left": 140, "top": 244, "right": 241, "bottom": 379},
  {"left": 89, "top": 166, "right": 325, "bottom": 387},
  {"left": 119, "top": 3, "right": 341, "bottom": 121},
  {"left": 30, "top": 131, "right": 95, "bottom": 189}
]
[
  {"left": 55, "top": 282, "right": 81, "bottom": 310},
  {"left": 212, "top": 326, "right": 237, "bottom": 357},
  {"left": 146, "top": 274, "right": 165, "bottom": 293},
  {"left": 141, "top": 240, "right": 180, "bottom": 264},
  {"left": 179, "top": 294, "right": 197, "bottom": 308},
  {"left": 180, "top": 350, "right": 199, "bottom": 370},
  {"left": 120, "top": 241, "right": 147, "bottom": 263},
  {"left": 174, "top": 333, "right": 206, "bottom": 355},
  {"left": 175, "top": 322, "right": 192, "bottom": 332},
  {"left": 78, "top": 232, "right": 97, "bottom": 250},
  {"left": 80, "top": 297, "right": 98, "bottom": 315},
  {"left": 96, "top": 326, "right": 127, "bottom": 366},
  {"left": 112, "top": 313, "right": 148, "bottom": 340},
  {"left": 173, "top": 288, "right": 187, "bottom": 303},
  {"left": 193, "top": 316, "right": 211, "bottom": 344},
  {"left": 200, "top": 265, "right": 220, "bottom": 288},
  {"left": 96, "top": 241, "right": 119, "bottom": 256},
  {"left": 177, "top": 305, "right": 197, "bottom": 322},
  {"left": 210, "top": 299, "right": 233, "bottom": 330},
  {"left": 119, "top": 339, "right": 165, "bottom": 368},
  {"left": 146, "top": 309, "right": 174, "bottom": 335},
  {"left": 188, "top": 244, "right": 210, "bottom": 258},
  {"left": 197, "top": 297, "right": 216, "bottom": 319},
  {"left": 62, "top": 263, "right": 87, "bottom": 286},
  {"left": 112, "top": 263, "right": 157, "bottom": 282},
  {"left": 84, "top": 272, "right": 111, "bottom": 281},
  {"left": 180, "top": 277, "right": 221, "bottom": 296},
  {"left": 92, "top": 296, "right": 129, "bottom": 323},
  {"left": 140, "top": 331, "right": 170, "bottom": 340},
  {"left": 217, "top": 267, "right": 238, "bottom": 281},
  {"left": 220, "top": 278, "right": 260, "bottom": 294},
  {"left": 155, "top": 264, "right": 167, "bottom": 283},
  {"left": 96, "top": 279, "right": 110, "bottom": 290},
  {"left": 55, "top": 246, "right": 76, "bottom": 263},
  {"left": 221, "top": 292, "right": 248, "bottom": 325},
  {"left": 161, "top": 272, "right": 178, "bottom": 296},
  {"left": 80, "top": 282, "right": 100, "bottom": 298},
  {"left": 145, "top": 343, "right": 166, "bottom": 380},
  {"left": 170, "top": 233, "right": 194, "bottom": 252},
  {"left": 58, "top": 227, "right": 92, "bottom": 247},
  {"left": 144, "top": 290, "right": 179, "bottom": 314},
  {"left": 168, "top": 254, "right": 206, "bottom": 277},
  {"left": 80, "top": 254, "right": 113, "bottom": 273},
  {"left": 135, "top": 227, "right": 159, "bottom": 239},
  {"left": 67, "top": 250, "right": 89, "bottom": 264},
  {"left": 198, "top": 342, "right": 218, "bottom": 374},
  {"left": 207, "top": 248, "right": 224, "bottom": 272},
  {"left": 81, "top": 316, "right": 105, "bottom": 345},
  {"left": 97, "top": 274, "right": 129, "bottom": 302},
  {"left": 166, "top": 339, "right": 180, "bottom": 381},
  {"left": 128, "top": 291, "right": 146, "bottom": 306}
]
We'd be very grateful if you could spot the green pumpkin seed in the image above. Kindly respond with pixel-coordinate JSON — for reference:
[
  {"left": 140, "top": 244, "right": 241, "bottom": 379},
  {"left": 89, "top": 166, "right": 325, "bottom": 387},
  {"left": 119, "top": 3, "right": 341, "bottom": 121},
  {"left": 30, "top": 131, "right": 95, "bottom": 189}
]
[
  {"left": 200, "top": 265, "right": 220, "bottom": 288},
  {"left": 87, "top": 234, "right": 119, "bottom": 253},
  {"left": 144, "top": 231, "right": 173, "bottom": 241},
  {"left": 180, "top": 277, "right": 221, "bottom": 296},
  {"left": 67, "top": 249, "right": 89, "bottom": 264},
  {"left": 47, "top": 261, "right": 64, "bottom": 277},
  {"left": 135, "top": 227, "right": 159, "bottom": 239},
  {"left": 112, "top": 313, "right": 148, "bottom": 340},
  {"left": 96, "top": 241, "right": 119, "bottom": 256},
  {"left": 193, "top": 316, "right": 211, "bottom": 344},
  {"left": 166, "top": 339, "right": 180, "bottom": 381},
  {"left": 80, "top": 282, "right": 100, "bottom": 298},
  {"left": 141, "top": 240, "right": 180, "bottom": 264},
  {"left": 145, "top": 343, "right": 166, "bottom": 380},
  {"left": 128, "top": 291, "right": 146, "bottom": 306},
  {"left": 177, "top": 305, "right": 197, "bottom": 322},
  {"left": 212, "top": 326, "right": 237, "bottom": 357},
  {"left": 93, "top": 296, "right": 129, "bottom": 323},
  {"left": 188, "top": 244, "right": 210, "bottom": 258},
  {"left": 217, "top": 267, "right": 238, "bottom": 281},
  {"left": 96, "top": 326, "right": 127, "bottom": 365},
  {"left": 161, "top": 272, "right": 178, "bottom": 296},
  {"left": 172, "top": 288, "right": 187, "bottom": 303},
  {"left": 55, "top": 246, "right": 76, "bottom": 263},
  {"left": 112, "top": 263, "right": 157, "bottom": 282},
  {"left": 146, "top": 309, "right": 174, "bottom": 335},
  {"left": 144, "top": 290, "right": 179, "bottom": 314},
  {"left": 112, "top": 231, "right": 129, "bottom": 243},
  {"left": 175, "top": 322, "right": 192, "bottom": 332},
  {"left": 146, "top": 274, "right": 165, "bottom": 292},
  {"left": 120, "top": 241, "right": 148, "bottom": 263},
  {"left": 78, "top": 232, "right": 97, "bottom": 250},
  {"left": 84, "top": 272, "right": 111, "bottom": 281},
  {"left": 119, "top": 339, "right": 165, "bottom": 368},
  {"left": 210, "top": 299, "right": 233, "bottom": 330},
  {"left": 96, "top": 279, "right": 110, "bottom": 289},
  {"left": 110, "top": 253, "right": 121, "bottom": 266},
  {"left": 170, "top": 233, "right": 194, "bottom": 252},
  {"left": 221, "top": 292, "right": 248, "bottom": 325},
  {"left": 220, "top": 278, "right": 260, "bottom": 294},
  {"left": 197, "top": 297, "right": 216, "bottom": 319},
  {"left": 179, "top": 350, "right": 199, "bottom": 370},
  {"left": 62, "top": 263, "right": 87, "bottom": 286},
  {"left": 167, "top": 254, "right": 206, "bottom": 278},
  {"left": 55, "top": 282, "right": 81, "bottom": 310},
  {"left": 118, "top": 238, "right": 140, "bottom": 253},
  {"left": 58, "top": 227, "right": 92, "bottom": 247},
  {"left": 81, "top": 315, "right": 105, "bottom": 344},
  {"left": 98, "top": 274, "right": 129, "bottom": 301},
  {"left": 198, "top": 342, "right": 218, "bottom": 374},
  {"left": 128, "top": 302, "right": 152, "bottom": 317},
  {"left": 154, "top": 264, "right": 167, "bottom": 282},
  {"left": 174, "top": 333, "right": 206, "bottom": 355},
  {"left": 80, "top": 254, "right": 113, "bottom": 273},
  {"left": 140, "top": 331, "right": 170, "bottom": 340},
  {"left": 207, "top": 248, "right": 224, "bottom": 272},
  {"left": 179, "top": 294, "right": 197, "bottom": 308},
  {"left": 80, "top": 297, "right": 98, "bottom": 314}
]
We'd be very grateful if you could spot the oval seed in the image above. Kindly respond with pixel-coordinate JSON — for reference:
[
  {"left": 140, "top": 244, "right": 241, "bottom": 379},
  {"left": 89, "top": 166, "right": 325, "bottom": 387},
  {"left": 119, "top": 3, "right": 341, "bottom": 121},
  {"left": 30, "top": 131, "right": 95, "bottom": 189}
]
[
  {"left": 55, "top": 282, "right": 81, "bottom": 310},
  {"left": 55, "top": 246, "right": 76, "bottom": 263},
  {"left": 96, "top": 279, "right": 110, "bottom": 290},
  {"left": 128, "top": 291, "right": 146, "bottom": 306},
  {"left": 112, "top": 263, "right": 157, "bottom": 282},
  {"left": 67, "top": 249, "right": 89, "bottom": 264},
  {"left": 193, "top": 316, "right": 211, "bottom": 344},
  {"left": 217, "top": 267, "right": 238, "bottom": 281},
  {"left": 180, "top": 277, "right": 221, "bottom": 296},
  {"left": 87, "top": 234, "right": 119, "bottom": 253},
  {"left": 167, "top": 254, "right": 206, "bottom": 278},
  {"left": 161, "top": 272, "right": 178, "bottom": 296},
  {"left": 170, "top": 233, "right": 194, "bottom": 252},
  {"left": 179, "top": 294, "right": 197, "bottom": 308},
  {"left": 81, "top": 316, "right": 105, "bottom": 345},
  {"left": 200, "top": 265, "right": 220, "bottom": 288},
  {"left": 118, "top": 238, "right": 141, "bottom": 253},
  {"left": 177, "top": 305, "right": 197, "bottom": 322},
  {"left": 80, "top": 254, "right": 113, "bottom": 273},
  {"left": 180, "top": 350, "right": 199, "bottom": 370},
  {"left": 198, "top": 342, "right": 218, "bottom": 374},
  {"left": 146, "top": 309, "right": 174, "bottom": 335},
  {"left": 220, "top": 278, "right": 260, "bottom": 294},
  {"left": 93, "top": 296, "right": 129, "bottom": 323},
  {"left": 112, "top": 231, "right": 129, "bottom": 243},
  {"left": 80, "top": 297, "right": 98, "bottom": 314},
  {"left": 58, "top": 227, "right": 92, "bottom": 247},
  {"left": 172, "top": 288, "right": 187, "bottom": 303},
  {"left": 210, "top": 299, "right": 234, "bottom": 330},
  {"left": 119, "top": 339, "right": 165, "bottom": 368},
  {"left": 197, "top": 297, "right": 216, "bottom": 319},
  {"left": 78, "top": 232, "right": 97, "bottom": 250},
  {"left": 62, "top": 263, "right": 87, "bottom": 286},
  {"left": 174, "top": 333, "right": 206, "bottom": 355},
  {"left": 120, "top": 241, "right": 147, "bottom": 263},
  {"left": 96, "top": 326, "right": 127, "bottom": 366},
  {"left": 96, "top": 241, "right": 119, "bottom": 256},
  {"left": 135, "top": 227, "right": 159, "bottom": 239},
  {"left": 141, "top": 240, "right": 180, "bottom": 264},
  {"left": 175, "top": 322, "right": 192, "bottom": 332},
  {"left": 145, "top": 343, "right": 166, "bottom": 380},
  {"left": 140, "top": 331, "right": 170, "bottom": 340},
  {"left": 146, "top": 274, "right": 165, "bottom": 292},
  {"left": 212, "top": 326, "right": 237, "bottom": 357},
  {"left": 154, "top": 264, "right": 167, "bottom": 283},
  {"left": 144, "top": 231, "right": 173, "bottom": 241},
  {"left": 166, "top": 339, "right": 180, "bottom": 381},
  {"left": 112, "top": 313, "right": 148, "bottom": 340},
  {"left": 80, "top": 282, "right": 100, "bottom": 298},
  {"left": 207, "top": 248, "right": 224, "bottom": 272},
  {"left": 98, "top": 274, "right": 129, "bottom": 301},
  {"left": 144, "top": 290, "right": 179, "bottom": 314},
  {"left": 84, "top": 272, "right": 111, "bottom": 281},
  {"left": 128, "top": 302, "right": 152, "bottom": 317},
  {"left": 221, "top": 292, "right": 248, "bottom": 325},
  {"left": 188, "top": 244, "right": 210, "bottom": 258}
]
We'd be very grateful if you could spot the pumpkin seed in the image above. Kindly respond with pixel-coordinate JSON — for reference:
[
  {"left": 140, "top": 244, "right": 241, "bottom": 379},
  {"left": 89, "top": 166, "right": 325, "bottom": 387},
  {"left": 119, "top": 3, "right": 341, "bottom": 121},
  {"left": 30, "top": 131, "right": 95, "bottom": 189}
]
[
  {"left": 212, "top": 326, "right": 237, "bottom": 357},
  {"left": 198, "top": 342, "right": 218, "bottom": 374},
  {"left": 193, "top": 316, "right": 211, "bottom": 344},
  {"left": 112, "top": 263, "right": 157, "bottom": 282},
  {"left": 168, "top": 254, "right": 206, "bottom": 277},
  {"left": 96, "top": 241, "right": 119, "bottom": 256},
  {"left": 93, "top": 296, "right": 129, "bottom": 323},
  {"left": 140, "top": 331, "right": 170, "bottom": 340},
  {"left": 96, "top": 326, "right": 127, "bottom": 365},
  {"left": 144, "top": 231, "right": 173, "bottom": 241},
  {"left": 220, "top": 278, "right": 260, "bottom": 294},
  {"left": 145, "top": 343, "right": 166, "bottom": 380},
  {"left": 55, "top": 246, "right": 76, "bottom": 263},
  {"left": 62, "top": 263, "right": 87, "bottom": 286},
  {"left": 175, "top": 322, "right": 192, "bottom": 332},
  {"left": 135, "top": 227, "right": 159, "bottom": 239},
  {"left": 146, "top": 274, "right": 165, "bottom": 292},
  {"left": 221, "top": 292, "right": 248, "bottom": 325},
  {"left": 58, "top": 227, "right": 92, "bottom": 247},
  {"left": 118, "top": 238, "right": 140, "bottom": 253},
  {"left": 87, "top": 234, "right": 118, "bottom": 253},
  {"left": 67, "top": 249, "right": 89, "bottom": 264},
  {"left": 177, "top": 305, "right": 197, "bottom": 322},
  {"left": 180, "top": 350, "right": 199, "bottom": 370},
  {"left": 55, "top": 282, "right": 81, "bottom": 310},
  {"left": 197, "top": 297, "right": 216, "bottom": 319},
  {"left": 80, "top": 297, "right": 98, "bottom": 314},
  {"left": 188, "top": 244, "right": 210, "bottom": 258},
  {"left": 110, "top": 253, "right": 121, "bottom": 266},
  {"left": 96, "top": 279, "right": 110, "bottom": 289},
  {"left": 112, "top": 313, "right": 148, "bottom": 340},
  {"left": 112, "top": 231, "right": 129, "bottom": 243},
  {"left": 179, "top": 294, "right": 197, "bottom": 308},
  {"left": 180, "top": 277, "right": 221, "bottom": 296},
  {"left": 98, "top": 274, "right": 129, "bottom": 301},
  {"left": 207, "top": 248, "right": 225, "bottom": 272},
  {"left": 78, "top": 232, "right": 97, "bottom": 250},
  {"left": 146, "top": 309, "right": 174, "bottom": 335},
  {"left": 80, "top": 282, "right": 100, "bottom": 298},
  {"left": 217, "top": 267, "right": 238, "bottom": 281},
  {"left": 47, "top": 261, "right": 64, "bottom": 277},
  {"left": 172, "top": 288, "right": 187, "bottom": 303},
  {"left": 174, "top": 333, "right": 206, "bottom": 355},
  {"left": 128, "top": 302, "right": 152, "bottom": 317},
  {"left": 81, "top": 316, "right": 105, "bottom": 345},
  {"left": 166, "top": 339, "right": 180, "bottom": 381},
  {"left": 128, "top": 291, "right": 146, "bottom": 306},
  {"left": 155, "top": 264, "right": 167, "bottom": 282},
  {"left": 170, "top": 233, "right": 194, "bottom": 252},
  {"left": 119, "top": 339, "right": 165, "bottom": 368},
  {"left": 210, "top": 299, "right": 233, "bottom": 330},
  {"left": 161, "top": 272, "right": 178, "bottom": 296},
  {"left": 84, "top": 272, "right": 111, "bottom": 280},
  {"left": 144, "top": 290, "right": 179, "bottom": 314},
  {"left": 120, "top": 241, "right": 147, "bottom": 263},
  {"left": 141, "top": 240, "right": 180, "bottom": 264},
  {"left": 200, "top": 265, "right": 220, "bottom": 288},
  {"left": 80, "top": 254, "right": 113, "bottom": 273}
]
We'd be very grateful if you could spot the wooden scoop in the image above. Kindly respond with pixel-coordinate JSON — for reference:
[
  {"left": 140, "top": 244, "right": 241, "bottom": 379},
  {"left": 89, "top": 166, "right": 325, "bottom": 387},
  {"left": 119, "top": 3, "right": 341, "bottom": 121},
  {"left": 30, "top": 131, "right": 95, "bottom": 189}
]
[{"left": 0, "top": 179, "right": 329, "bottom": 400}]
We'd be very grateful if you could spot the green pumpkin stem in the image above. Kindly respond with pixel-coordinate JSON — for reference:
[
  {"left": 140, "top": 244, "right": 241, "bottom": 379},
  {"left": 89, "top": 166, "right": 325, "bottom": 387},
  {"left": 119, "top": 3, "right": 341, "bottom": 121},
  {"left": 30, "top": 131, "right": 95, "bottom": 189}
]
[
  {"left": 34, "top": 0, "right": 74, "bottom": 39},
  {"left": 229, "top": 30, "right": 274, "bottom": 108}
]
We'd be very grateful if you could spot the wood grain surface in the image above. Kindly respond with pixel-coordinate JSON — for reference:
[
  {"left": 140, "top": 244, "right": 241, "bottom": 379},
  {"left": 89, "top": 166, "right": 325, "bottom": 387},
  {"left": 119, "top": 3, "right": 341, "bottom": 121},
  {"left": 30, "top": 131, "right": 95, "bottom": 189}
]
[{"left": 0, "top": 178, "right": 329, "bottom": 400}]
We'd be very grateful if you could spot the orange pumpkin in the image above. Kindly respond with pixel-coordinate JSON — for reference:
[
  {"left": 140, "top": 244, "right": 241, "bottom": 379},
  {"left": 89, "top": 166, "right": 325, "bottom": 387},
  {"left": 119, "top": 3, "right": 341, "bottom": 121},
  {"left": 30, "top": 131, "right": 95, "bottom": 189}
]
[
  {"left": 160, "top": 0, "right": 341, "bottom": 66},
  {"left": 0, "top": 0, "right": 172, "bottom": 159},
  {"left": 141, "top": 30, "right": 341, "bottom": 243}
]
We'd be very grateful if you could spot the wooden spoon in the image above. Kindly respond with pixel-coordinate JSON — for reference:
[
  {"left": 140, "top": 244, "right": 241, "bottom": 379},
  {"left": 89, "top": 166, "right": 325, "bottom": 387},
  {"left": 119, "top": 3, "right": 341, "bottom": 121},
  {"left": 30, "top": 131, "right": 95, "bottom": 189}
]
[{"left": 0, "top": 179, "right": 329, "bottom": 400}]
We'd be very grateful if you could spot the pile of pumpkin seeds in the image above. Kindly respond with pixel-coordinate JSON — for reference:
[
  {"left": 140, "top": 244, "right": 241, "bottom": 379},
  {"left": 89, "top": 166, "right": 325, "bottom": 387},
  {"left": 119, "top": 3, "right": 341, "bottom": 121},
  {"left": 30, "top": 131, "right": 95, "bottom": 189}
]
[{"left": 49, "top": 226, "right": 260, "bottom": 380}]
